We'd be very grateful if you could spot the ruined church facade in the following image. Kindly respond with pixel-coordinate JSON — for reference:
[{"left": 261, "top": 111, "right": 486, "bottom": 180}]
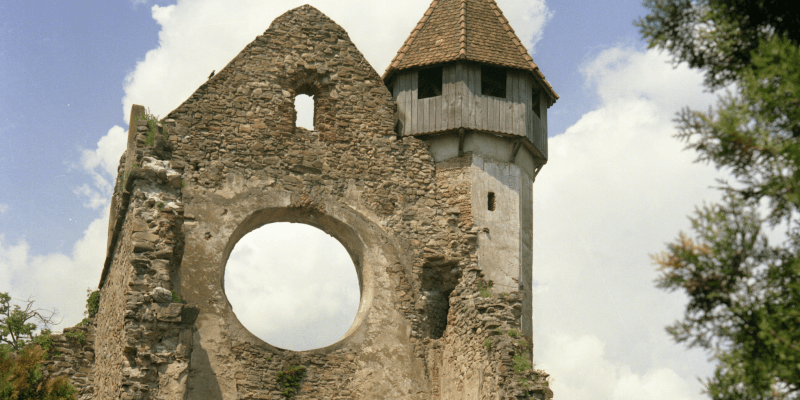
[{"left": 48, "top": 2, "right": 558, "bottom": 399}]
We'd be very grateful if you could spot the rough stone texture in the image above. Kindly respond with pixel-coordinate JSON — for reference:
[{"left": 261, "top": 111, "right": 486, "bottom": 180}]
[
  {"left": 50, "top": 4, "right": 553, "bottom": 399},
  {"left": 40, "top": 324, "right": 97, "bottom": 400}
]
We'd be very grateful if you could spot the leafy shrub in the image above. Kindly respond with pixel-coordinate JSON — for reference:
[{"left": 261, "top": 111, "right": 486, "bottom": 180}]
[
  {"left": 0, "top": 344, "right": 76, "bottom": 400},
  {"left": 276, "top": 365, "right": 306, "bottom": 398},
  {"left": 30, "top": 330, "right": 56, "bottom": 357},
  {"left": 86, "top": 291, "right": 100, "bottom": 318},
  {"left": 64, "top": 331, "right": 85, "bottom": 346}
]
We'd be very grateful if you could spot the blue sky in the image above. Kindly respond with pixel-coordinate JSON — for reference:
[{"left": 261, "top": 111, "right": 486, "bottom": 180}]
[
  {"left": 0, "top": 0, "right": 646, "bottom": 251},
  {"left": 1, "top": 1, "right": 726, "bottom": 398}
]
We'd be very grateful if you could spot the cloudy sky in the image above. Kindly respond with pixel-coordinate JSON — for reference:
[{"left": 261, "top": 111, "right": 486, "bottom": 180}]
[{"left": 1, "top": 0, "right": 727, "bottom": 398}]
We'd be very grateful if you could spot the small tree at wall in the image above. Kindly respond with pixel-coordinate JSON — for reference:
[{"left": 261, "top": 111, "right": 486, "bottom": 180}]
[
  {"left": 0, "top": 291, "right": 76, "bottom": 400},
  {"left": 0, "top": 293, "right": 59, "bottom": 352}
]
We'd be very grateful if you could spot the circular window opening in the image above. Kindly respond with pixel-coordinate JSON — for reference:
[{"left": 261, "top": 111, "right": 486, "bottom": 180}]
[{"left": 224, "top": 222, "right": 360, "bottom": 351}]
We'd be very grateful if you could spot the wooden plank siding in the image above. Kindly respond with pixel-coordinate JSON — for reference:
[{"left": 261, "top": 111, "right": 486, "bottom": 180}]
[
  {"left": 391, "top": 62, "right": 547, "bottom": 158},
  {"left": 410, "top": 70, "right": 418, "bottom": 135},
  {"left": 404, "top": 73, "right": 412, "bottom": 137}
]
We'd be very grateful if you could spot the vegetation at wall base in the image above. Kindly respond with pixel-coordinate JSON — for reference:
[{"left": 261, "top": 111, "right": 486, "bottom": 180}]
[
  {"left": 639, "top": 1, "right": 800, "bottom": 398},
  {"left": 276, "top": 365, "right": 306, "bottom": 399},
  {"left": 1, "top": 293, "right": 75, "bottom": 399},
  {"left": 63, "top": 331, "right": 85, "bottom": 347},
  {"left": 0, "top": 345, "right": 76, "bottom": 400}
]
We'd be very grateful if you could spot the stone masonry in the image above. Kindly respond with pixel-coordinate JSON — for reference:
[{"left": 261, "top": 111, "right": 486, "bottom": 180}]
[{"left": 46, "top": 4, "right": 553, "bottom": 399}]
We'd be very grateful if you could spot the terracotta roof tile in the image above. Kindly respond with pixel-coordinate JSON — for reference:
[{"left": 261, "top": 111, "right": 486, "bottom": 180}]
[{"left": 384, "top": 0, "right": 557, "bottom": 101}]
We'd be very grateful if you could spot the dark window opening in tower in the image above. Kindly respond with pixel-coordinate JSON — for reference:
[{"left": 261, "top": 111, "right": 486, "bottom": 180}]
[
  {"left": 418, "top": 66, "right": 443, "bottom": 99},
  {"left": 488, "top": 192, "right": 496, "bottom": 211},
  {"left": 532, "top": 87, "right": 541, "bottom": 118},
  {"left": 481, "top": 66, "right": 507, "bottom": 98},
  {"left": 294, "top": 94, "right": 315, "bottom": 130},
  {"left": 386, "top": 82, "right": 395, "bottom": 99}
]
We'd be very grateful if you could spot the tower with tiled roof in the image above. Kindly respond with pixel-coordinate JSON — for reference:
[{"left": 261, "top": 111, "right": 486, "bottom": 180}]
[{"left": 384, "top": 0, "right": 557, "bottom": 344}]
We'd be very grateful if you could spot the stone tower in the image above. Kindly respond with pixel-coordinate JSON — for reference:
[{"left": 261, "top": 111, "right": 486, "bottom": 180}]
[
  {"left": 383, "top": 0, "right": 558, "bottom": 341},
  {"left": 60, "top": 3, "right": 561, "bottom": 400}
]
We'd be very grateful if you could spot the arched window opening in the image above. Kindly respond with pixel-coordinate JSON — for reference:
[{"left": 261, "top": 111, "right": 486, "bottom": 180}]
[
  {"left": 225, "top": 222, "right": 360, "bottom": 351},
  {"left": 295, "top": 94, "right": 315, "bottom": 130}
]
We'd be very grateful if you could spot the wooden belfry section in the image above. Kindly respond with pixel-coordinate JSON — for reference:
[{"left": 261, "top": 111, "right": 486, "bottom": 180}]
[{"left": 383, "top": 0, "right": 558, "bottom": 160}]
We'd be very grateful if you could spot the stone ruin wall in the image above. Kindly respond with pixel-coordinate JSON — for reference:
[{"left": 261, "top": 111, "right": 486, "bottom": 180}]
[
  {"left": 41, "top": 5, "right": 552, "bottom": 400},
  {"left": 39, "top": 322, "right": 97, "bottom": 399}
]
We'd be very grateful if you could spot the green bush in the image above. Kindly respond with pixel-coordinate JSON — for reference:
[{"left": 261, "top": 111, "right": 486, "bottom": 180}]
[
  {"left": 64, "top": 331, "right": 85, "bottom": 346},
  {"left": 30, "top": 330, "right": 56, "bottom": 357},
  {"left": 86, "top": 291, "right": 100, "bottom": 318},
  {"left": 0, "top": 344, "right": 76, "bottom": 399},
  {"left": 276, "top": 365, "right": 306, "bottom": 399}
]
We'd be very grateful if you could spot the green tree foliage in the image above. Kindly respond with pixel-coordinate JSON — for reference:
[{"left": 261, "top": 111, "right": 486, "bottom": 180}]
[
  {"left": 0, "top": 294, "right": 59, "bottom": 352},
  {"left": 637, "top": 0, "right": 800, "bottom": 88},
  {"left": 0, "top": 345, "right": 76, "bottom": 400},
  {"left": 639, "top": 2, "right": 800, "bottom": 399},
  {"left": 1, "top": 293, "right": 74, "bottom": 399}
]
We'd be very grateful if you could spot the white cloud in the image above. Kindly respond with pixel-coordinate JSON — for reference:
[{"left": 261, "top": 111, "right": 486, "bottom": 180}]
[
  {"left": 498, "top": 0, "right": 552, "bottom": 52},
  {"left": 533, "top": 46, "right": 723, "bottom": 396},
  {"left": 225, "top": 222, "right": 359, "bottom": 351},
  {"left": 539, "top": 335, "right": 706, "bottom": 400},
  {"left": 121, "top": 0, "right": 551, "bottom": 121},
  {"left": 76, "top": 125, "right": 127, "bottom": 209},
  {"left": 0, "top": 204, "right": 8, "bottom": 215},
  {"left": 0, "top": 123, "right": 125, "bottom": 330},
  {"left": 581, "top": 46, "right": 716, "bottom": 113},
  {"left": 0, "top": 214, "right": 108, "bottom": 330}
]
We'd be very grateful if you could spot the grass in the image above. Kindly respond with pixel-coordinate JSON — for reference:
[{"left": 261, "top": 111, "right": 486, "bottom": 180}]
[
  {"left": 478, "top": 279, "right": 493, "bottom": 298},
  {"left": 512, "top": 354, "right": 531, "bottom": 374}
]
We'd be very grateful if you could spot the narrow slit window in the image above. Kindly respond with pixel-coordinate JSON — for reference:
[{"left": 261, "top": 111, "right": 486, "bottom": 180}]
[
  {"left": 488, "top": 192, "right": 496, "bottom": 211},
  {"left": 294, "top": 94, "right": 315, "bottom": 130},
  {"left": 481, "top": 66, "right": 507, "bottom": 98},
  {"left": 418, "top": 66, "right": 443, "bottom": 99},
  {"left": 532, "top": 87, "right": 541, "bottom": 118}
]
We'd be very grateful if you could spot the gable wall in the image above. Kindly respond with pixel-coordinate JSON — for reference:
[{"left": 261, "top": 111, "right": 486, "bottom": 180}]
[{"left": 90, "top": 5, "right": 552, "bottom": 400}]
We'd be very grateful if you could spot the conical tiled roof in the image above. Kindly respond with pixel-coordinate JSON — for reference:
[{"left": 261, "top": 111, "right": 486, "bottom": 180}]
[{"left": 384, "top": 0, "right": 557, "bottom": 101}]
